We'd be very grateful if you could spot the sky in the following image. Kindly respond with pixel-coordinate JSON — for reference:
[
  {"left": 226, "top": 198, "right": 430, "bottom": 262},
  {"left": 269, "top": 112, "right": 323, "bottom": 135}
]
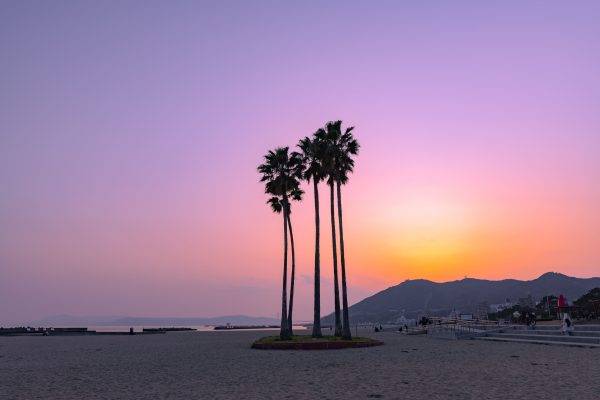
[{"left": 1, "top": 1, "right": 599, "bottom": 325}]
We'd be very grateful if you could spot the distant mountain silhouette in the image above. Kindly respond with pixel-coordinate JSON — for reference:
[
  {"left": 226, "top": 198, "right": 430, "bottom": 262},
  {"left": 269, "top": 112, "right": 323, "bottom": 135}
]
[
  {"left": 323, "top": 272, "right": 600, "bottom": 323},
  {"left": 29, "top": 315, "right": 280, "bottom": 327}
]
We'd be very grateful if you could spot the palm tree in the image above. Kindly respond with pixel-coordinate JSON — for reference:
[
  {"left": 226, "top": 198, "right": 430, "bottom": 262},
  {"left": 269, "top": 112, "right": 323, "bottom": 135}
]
[
  {"left": 323, "top": 122, "right": 343, "bottom": 337},
  {"left": 297, "top": 132, "right": 327, "bottom": 338},
  {"left": 258, "top": 147, "right": 303, "bottom": 340},
  {"left": 324, "top": 120, "right": 359, "bottom": 340}
]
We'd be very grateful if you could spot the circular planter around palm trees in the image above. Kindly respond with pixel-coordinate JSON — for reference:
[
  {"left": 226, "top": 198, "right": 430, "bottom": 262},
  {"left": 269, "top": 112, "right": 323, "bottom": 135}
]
[{"left": 251, "top": 335, "right": 383, "bottom": 350}]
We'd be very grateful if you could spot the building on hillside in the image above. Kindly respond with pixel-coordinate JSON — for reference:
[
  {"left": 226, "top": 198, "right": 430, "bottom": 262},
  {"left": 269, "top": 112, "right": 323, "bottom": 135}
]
[{"left": 518, "top": 294, "right": 535, "bottom": 308}]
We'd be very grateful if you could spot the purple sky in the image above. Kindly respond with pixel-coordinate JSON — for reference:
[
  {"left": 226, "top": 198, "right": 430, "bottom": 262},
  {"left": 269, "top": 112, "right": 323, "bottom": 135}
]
[{"left": 1, "top": 1, "right": 599, "bottom": 325}]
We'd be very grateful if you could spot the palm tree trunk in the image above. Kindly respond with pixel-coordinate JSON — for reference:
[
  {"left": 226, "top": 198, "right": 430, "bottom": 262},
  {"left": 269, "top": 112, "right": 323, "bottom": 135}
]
[
  {"left": 287, "top": 213, "right": 295, "bottom": 336},
  {"left": 311, "top": 179, "right": 323, "bottom": 338},
  {"left": 279, "top": 198, "right": 291, "bottom": 340},
  {"left": 337, "top": 180, "right": 352, "bottom": 340},
  {"left": 330, "top": 182, "right": 342, "bottom": 337}
]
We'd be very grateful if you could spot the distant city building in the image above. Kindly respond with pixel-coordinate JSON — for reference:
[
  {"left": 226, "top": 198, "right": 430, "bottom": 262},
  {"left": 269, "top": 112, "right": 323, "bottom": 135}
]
[{"left": 518, "top": 294, "right": 535, "bottom": 308}]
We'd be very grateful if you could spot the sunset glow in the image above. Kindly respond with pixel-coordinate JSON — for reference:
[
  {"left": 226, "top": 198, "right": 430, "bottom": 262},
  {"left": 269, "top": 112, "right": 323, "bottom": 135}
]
[{"left": 1, "top": 1, "right": 599, "bottom": 325}]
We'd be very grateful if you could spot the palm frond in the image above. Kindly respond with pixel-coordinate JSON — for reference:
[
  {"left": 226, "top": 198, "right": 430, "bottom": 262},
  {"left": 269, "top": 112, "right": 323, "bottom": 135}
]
[
  {"left": 258, "top": 146, "right": 305, "bottom": 213},
  {"left": 267, "top": 196, "right": 283, "bottom": 213}
]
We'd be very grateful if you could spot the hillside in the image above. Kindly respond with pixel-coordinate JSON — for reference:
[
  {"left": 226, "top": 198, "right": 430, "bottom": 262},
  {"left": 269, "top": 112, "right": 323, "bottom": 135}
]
[{"left": 323, "top": 272, "right": 600, "bottom": 323}]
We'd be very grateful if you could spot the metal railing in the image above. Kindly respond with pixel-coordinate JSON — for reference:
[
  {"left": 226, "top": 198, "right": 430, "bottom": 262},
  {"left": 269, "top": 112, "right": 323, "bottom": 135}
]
[{"left": 425, "top": 318, "right": 512, "bottom": 339}]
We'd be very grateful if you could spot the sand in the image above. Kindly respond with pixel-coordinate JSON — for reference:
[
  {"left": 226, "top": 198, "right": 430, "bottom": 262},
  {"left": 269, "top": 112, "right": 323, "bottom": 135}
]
[{"left": 1, "top": 329, "right": 598, "bottom": 399}]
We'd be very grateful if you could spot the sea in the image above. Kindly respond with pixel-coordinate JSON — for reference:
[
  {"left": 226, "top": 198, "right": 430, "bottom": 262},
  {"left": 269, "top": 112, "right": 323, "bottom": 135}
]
[{"left": 82, "top": 325, "right": 307, "bottom": 333}]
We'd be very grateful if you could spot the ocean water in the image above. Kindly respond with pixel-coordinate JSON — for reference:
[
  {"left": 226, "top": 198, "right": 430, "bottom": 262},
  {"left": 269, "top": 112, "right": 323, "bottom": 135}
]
[{"left": 83, "top": 325, "right": 307, "bottom": 333}]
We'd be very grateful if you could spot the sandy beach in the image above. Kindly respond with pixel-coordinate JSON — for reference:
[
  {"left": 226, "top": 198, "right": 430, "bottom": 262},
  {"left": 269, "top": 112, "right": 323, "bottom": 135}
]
[{"left": 1, "top": 329, "right": 598, "bottom": 399}]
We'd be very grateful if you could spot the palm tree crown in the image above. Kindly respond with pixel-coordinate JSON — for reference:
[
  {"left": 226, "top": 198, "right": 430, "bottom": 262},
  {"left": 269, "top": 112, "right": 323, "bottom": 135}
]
[
  {"left": 323, "top": 120, "right": 360, "bottom": 185},
  {"left": 258, "top": 147, "right": 304, "bottom": 201},
  {"left": 297, "top": 130, "right": 327, "bottom": 184}
]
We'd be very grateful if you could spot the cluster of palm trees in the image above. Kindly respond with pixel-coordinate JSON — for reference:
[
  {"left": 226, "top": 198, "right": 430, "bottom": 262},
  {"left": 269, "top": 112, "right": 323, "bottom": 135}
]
[{"left": 258, "top": 120, "right": 359, "bottom": 341}]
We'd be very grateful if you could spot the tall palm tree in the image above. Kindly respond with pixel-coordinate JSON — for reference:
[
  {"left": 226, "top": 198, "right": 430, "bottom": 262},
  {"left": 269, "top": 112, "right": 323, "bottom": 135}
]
[
  {"left": 323, "top": 122, "right": 343, "bottom": 337},
  {"left": 297, "top": 132, "right": 327, "bottom": 338},
  {"left": 324, "top": 120, "right": 360, "bottom": 340},
  {"left": 258, "top": 147, "right": 303, "bottom": 340}
]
